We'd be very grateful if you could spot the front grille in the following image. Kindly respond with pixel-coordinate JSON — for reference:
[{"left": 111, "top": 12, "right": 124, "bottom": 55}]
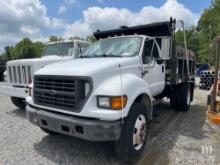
[
  {"left": 8, "top": 65, "right": 32, "bottom": 85},
  {"left": 33, "top": 76, "right": 90, "bottom": 112}
]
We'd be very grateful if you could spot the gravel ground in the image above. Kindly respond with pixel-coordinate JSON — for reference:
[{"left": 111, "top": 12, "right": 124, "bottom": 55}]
[
  {"left": 0, "top": 87, "right": 220, "bottom": 165},
  {"left": 139, "top": 89, "right": 220, "bottom": 165}
]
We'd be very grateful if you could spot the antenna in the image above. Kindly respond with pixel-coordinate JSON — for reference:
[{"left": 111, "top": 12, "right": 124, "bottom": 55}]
[
  {"left": 119, "top": 64, "right": 124, "bottom": 124},
  {"left": 72, "top": 23, "right": 73, "bottom": 39}
]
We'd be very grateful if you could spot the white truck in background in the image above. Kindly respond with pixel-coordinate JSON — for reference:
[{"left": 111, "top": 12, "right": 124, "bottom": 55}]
[
  {"left": 26, "top": 19, "right": 195, "bottom": 162},
  {"left": 1, "top": 40, "right": 90, "bottom": 108}
]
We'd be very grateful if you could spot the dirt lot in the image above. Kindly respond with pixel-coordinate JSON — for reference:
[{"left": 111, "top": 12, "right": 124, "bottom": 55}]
[{"left": 0, "top": 87, "right": 220, "bottom": 165}]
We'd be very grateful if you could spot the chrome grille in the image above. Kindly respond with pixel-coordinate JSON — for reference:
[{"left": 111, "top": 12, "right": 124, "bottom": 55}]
[
  {"left": 8, "top": 66, "right": 12, "bottom": 82},
  {"left": 12, "top": 66, "right": 17, "bottom": 83},
  {"left": 33, "top": 76, "right": 88, "bottom": 112},
  {"left": 8, "top": 65, "right": 32, "bottom": 85},
  {"left": 22, "top": 66, "right": 27, "bottom": 84},
  {"left": 17, "top": 66, "right": 22, "bottom": 84}
]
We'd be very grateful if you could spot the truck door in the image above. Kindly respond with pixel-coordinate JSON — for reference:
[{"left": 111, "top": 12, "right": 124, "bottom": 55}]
[{"left": 142, "top": 39, "right": 165, "bottom": 96}]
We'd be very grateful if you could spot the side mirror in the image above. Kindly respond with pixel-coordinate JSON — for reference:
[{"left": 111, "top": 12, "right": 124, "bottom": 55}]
[
  {"left": 156, "top": 59, "right": 164, "bottom": 65},
  {"left": 161, "top": 37, "right": 171, "bottom": 60}
]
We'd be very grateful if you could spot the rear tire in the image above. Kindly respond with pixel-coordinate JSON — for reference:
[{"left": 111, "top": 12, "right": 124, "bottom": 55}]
[
  {"left": 0, "top": 73, "right": 3, "bottom": 81},
  {"left": 115, "top": 102, "right": 150, "bottom": 162},
  {"left": 11, "top": 97, "right": 26, "bottom": 109},
  {"left": 190, "top": 83, "right": 195, "bottom": 102},
  {"left": 170, "top": 87, "right": 177, "bottom": 109},
  {"left": 40, "top": 127, "right": 59, "bottom": 135},
  {"left": 176, "top": 83, "right": 191, "bottom": 111}
]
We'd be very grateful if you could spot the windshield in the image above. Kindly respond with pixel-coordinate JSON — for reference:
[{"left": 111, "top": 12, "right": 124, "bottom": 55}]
[
  {"left": 44, "top": 42, "right": 74, "bottom": 56},
  {"left": 82, "top": 37, "right": 142, "bottom": 58}
]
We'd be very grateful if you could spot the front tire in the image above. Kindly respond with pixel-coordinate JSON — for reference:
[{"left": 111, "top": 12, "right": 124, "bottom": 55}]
[
  {"left": 11, "top": 97, "right": 26, "bottom": 109},
  {"left": 115, "top": 102, "right": 150, "bottom": 162}
]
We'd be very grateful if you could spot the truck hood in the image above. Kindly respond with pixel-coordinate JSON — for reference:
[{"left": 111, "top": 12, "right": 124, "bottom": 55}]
[
  {"left": 7, "top": 55, "right": 72, "bottom": 66},
  {"left": 35, "top": 57, "right": 139, "bottom": 77}
]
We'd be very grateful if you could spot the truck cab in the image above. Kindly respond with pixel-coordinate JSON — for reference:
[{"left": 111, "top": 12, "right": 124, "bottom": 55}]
[
  {"left": 26, "top": 19, "right": 195, "bottom": 162},
  {"left": 1, "top": 39, "right": 90, "bottom": 108}
]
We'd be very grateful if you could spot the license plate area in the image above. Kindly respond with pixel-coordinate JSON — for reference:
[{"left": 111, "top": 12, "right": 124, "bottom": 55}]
[{"left": 38, "top": 112, "right": 74, "bottom": 135}]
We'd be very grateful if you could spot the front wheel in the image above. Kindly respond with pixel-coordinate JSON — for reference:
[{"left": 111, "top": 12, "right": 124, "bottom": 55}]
[
  {"left": 11, "top": 97, "right": 26, "bottom": 109},
  {"left": 115, "top": 102, "right": 150, "bottom": 162}
]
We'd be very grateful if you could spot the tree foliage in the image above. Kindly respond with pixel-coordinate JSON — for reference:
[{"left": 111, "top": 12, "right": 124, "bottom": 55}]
[
  {"left": 175, "top": 0, "right": 220, "bottom": 64},
  {"left": 49, "top": 35, "right": 62, "bottom": 42},
  {"left": 0, "top": 38, "right": 45, "bottom": 60},
  {"left": 69, "top": 36, "right": 83, "bottom": 40},
  {"left": 86, "top": 35, "right": 97, "bottom": 43},
  {"left": 175, "top": 27, "right": 199, "bottom": 60},
  {"left": 197, "top": 0, "right": 220, "bottom": 63}
]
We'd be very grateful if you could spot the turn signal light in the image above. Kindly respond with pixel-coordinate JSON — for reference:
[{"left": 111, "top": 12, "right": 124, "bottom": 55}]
[
  {"left": 111, "top": 96, "right": 127, "bottom": 110},
  {"left": 97, "top": 95, "right": 127, "bottom": 110}
]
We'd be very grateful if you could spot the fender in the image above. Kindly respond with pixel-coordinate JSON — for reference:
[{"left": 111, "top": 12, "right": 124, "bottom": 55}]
[{"left": 94, "top": 73, "right": 153, "bottom": 119}]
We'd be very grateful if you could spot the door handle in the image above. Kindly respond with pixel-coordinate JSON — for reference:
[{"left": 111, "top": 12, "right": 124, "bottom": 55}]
[
  {"left": 144, "top": 70, "right": 149, "bottom": 74},
  {"left": 162, "top": 66, "right": 164, "bottom": 73},
  {"left": 141, "top": 70, "right": 149, "bottom": 77}
]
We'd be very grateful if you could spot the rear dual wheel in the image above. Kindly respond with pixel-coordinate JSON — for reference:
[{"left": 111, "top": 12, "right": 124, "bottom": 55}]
[{"left": 170, "top": 83, "right": 192, "bottom": 111}]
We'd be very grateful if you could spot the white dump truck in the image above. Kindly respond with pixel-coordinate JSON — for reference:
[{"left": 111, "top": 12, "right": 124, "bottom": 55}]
[
  {"left": 1, "top": 40, "right": 90, "bottom": 108},
  {"left": 26, "top": 19, "right": 195, "bottom": 162}
]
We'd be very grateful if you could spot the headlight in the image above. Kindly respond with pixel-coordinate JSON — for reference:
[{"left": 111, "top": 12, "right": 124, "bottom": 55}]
[{"left": 97, "top": 95, "right": 127, "bottom": 110}]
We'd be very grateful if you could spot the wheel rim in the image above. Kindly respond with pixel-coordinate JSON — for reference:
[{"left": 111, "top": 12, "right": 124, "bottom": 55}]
[
  {"left": 187, "top": 87, "right": 191, "bottom": 105},
  {"left": 133, "top": 114, "right": 146, "bottom": 151}
]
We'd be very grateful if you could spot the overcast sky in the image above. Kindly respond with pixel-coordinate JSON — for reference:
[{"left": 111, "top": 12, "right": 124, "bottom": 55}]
[{"left": 0, "top": 0, "right": 211, "bottom": 53}]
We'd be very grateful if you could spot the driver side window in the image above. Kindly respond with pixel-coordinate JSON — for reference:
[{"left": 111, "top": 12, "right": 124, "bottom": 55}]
[
  {"left": 142, "top": 40, "right": 153, "bottom": 64},
  {"left": 142, "top": 39, "right": 160, "bottom": 64},
  {"left": 152, "top": 42, "right": 160, "bottom": 59}
]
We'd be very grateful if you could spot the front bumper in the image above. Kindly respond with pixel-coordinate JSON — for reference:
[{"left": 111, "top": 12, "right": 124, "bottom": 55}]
[
  {"left": 26, "top": 104, "right": 122, "bottom": 141},
  {"left": 0, "top": 83, "right": 28, "bottom": 98}
]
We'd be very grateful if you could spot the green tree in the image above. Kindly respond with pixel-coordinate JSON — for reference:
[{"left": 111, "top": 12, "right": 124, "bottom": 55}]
[
  {"left": 86, "top": 35, "right": 97, "bottom": 42},
  {"left": 4, "top": 46, "right": 14, "bottom": 60},
  {"left": 0, "top": 38, "right": 44, "bottom": 60},
  {"left": 197, "top": 0, "right": 220, "bottom": 63},
  {"left": 12, "top": 38, "right": 44, "bottom": 59},
  {"left": 49, "top": 35, "right": 62, "bottom": 42},
  {"left": 175, "top": 27, "right": 199, "bottom": 60},
  {"left": 13, "top": 38, "right": 35, "bottom": 59},
  {"left": 34, "top": 41, "right": 45, "bottom": 57},
  {"left": 69, "top": 36, "right": 84, "bottom": 40}
]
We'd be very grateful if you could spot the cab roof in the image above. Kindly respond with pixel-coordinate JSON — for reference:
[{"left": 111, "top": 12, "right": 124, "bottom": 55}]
[
  {"left": 47, "top": 39, "right": 90, "bottom": 45},
  {"left": 94, "top": 20, "right": 175, "bottom": 39}
]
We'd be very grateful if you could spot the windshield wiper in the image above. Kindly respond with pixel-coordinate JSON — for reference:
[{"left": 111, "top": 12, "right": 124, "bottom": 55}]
[
  {"left": 93, "top": 54, "right": 122, "bottom": 58},
  {"left": 79, "top": 54, "right": 123, "bottom": 58},
  {"left": 78, "top": 55, "right": 92, "bottom": 58}
]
